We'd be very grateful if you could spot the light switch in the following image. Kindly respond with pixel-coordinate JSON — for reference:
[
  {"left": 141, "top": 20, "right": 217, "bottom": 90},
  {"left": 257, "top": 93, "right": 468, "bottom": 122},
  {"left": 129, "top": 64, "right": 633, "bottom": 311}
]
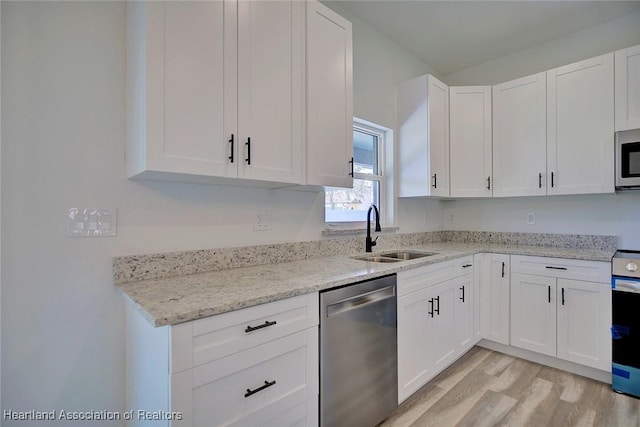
[{"left": 67, "top": 208, "right": 117, "bottom": 237}]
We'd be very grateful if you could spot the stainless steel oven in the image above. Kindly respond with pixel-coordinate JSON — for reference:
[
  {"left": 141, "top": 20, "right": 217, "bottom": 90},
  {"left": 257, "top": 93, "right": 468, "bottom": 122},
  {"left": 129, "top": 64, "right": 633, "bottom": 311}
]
[
  {"left": 611, "top": 250, "right": 640, "bottom": 397},
  {"left": 615, "top": 128, "right": 640, "bottom": 189}
]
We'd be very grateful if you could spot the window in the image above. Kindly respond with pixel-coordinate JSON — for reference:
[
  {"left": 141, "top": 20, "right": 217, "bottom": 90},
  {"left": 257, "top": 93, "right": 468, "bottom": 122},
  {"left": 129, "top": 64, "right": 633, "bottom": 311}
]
[{"left": 325, "top": 119, "right": 390, "bottom": 225}]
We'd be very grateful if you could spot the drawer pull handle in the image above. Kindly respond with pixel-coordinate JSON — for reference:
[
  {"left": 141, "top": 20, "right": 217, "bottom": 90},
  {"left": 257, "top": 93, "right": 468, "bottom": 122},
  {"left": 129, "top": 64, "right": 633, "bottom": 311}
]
[
  {"left": 245, "top": 320, "right": 277, "bottom": 333},
  {"left": 244, "top": 380, "right": 276, "bottom": 398},
  {"left": 545, "top": 266, "right": 567, "bottom": 271},
  {"left": 462, "top": 264, "right": 472, "bottom": 268}
]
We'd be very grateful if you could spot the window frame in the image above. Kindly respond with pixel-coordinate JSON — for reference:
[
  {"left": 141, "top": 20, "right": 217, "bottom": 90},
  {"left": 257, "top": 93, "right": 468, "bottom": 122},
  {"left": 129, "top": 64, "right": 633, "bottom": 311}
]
[{"left": 325, "top": 118, "right": 391, "bottom": 229}]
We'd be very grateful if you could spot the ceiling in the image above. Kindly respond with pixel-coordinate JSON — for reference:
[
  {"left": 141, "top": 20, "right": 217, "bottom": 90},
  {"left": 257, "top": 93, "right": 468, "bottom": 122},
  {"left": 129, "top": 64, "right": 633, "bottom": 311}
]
[{"left": 325, "top": 1, "right": 640, "bottom": 76}]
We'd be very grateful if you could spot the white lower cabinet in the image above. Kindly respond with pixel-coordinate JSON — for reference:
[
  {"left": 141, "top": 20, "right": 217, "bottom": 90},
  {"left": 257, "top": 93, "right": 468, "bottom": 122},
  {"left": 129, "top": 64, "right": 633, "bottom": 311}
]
[
  {"left": 126, "top": 293, "right": 319, "bottom": 427},
  {"left": 509, "top": 255, "right": 611, "bottom": 371},
  {"left": 510, "top": 272, "right": 557, "bottom": 357},
  {"left": 476, "top": 253, "right": 511, "bottom": 345},
  {"left": 397, "top": 257, "right": 477, "bottom": 403}
]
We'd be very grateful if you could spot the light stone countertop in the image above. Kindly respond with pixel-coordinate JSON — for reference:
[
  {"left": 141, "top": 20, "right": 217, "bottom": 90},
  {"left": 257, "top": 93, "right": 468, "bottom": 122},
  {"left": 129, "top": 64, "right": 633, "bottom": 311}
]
[{"left": 116, "top": 242, "right": 615, "bottom": 327}]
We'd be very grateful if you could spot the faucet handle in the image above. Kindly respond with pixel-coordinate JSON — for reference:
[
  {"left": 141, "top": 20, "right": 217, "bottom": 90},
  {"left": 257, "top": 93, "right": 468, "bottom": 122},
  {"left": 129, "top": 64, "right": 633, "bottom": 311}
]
[{"left": 372, "top": 236, "right": 378, "bottom": 247}]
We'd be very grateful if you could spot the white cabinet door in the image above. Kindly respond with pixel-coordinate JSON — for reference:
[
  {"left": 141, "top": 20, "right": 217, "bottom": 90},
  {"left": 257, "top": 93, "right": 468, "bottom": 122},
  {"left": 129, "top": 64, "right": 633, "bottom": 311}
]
[
  {"left": 547, "top": 53, "right": 614, "bottom": 195},
  {"left": 237, "top": 0, "right": 304, "bottom": 184},
  {"left": 479, "top": 254, "right": 511, "bottom": 345},
  {"left": 429, "top": 281, "right": 457, "bottom": 373},
  {"left": 510, "top": 273, "right": 556, "bottom": 357},
  {"left": 615, "top": 44, "right": 640, "bottom": 131},
  {"left": 127, "top": 1, "right": 237, "bottom": 179},
  {"left": 306, "top": 1, "right": 353, "bottom": 188},
  {"left": 398, "top": 75, "right": 450, "bottom": 197},
  {"left": 492, "top": 73, "right": 547, "bottom": 197},
  {"left": 557, "top": 279, "right": 611, "bottom": 371},
  {"left": 450, "top": 86, "right": 492, "bottom": 197},
  {"left": 454, "top": 274, "right": 473, "bottom": 353},
  {"left": 397, "top": 287, "right": 432, "bottom": 403}
]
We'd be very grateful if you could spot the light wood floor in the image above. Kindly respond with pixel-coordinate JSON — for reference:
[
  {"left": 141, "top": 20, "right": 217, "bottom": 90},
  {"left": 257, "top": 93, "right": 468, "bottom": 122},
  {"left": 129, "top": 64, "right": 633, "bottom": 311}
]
[{"left": 381, "top": 347, "right": 640, "bottom": 427}]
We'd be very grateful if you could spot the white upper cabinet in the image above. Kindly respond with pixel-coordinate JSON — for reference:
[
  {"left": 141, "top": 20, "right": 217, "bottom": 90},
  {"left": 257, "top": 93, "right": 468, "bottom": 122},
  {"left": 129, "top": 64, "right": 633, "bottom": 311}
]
[
  {"left": 397, "top": 75, "right": 450, "bottom": 197},
  {"left": 237, "top": 0, "right": 304, "bottom": 184},
  {"left": 492, "top": 73, "right": 547, "bottom": 197},
  {"left": 127, "top": 1, "right": 236, "bottom": 180},
  {"left": 615, "top": 44, "right": 640, "bottom": 131},
  {"left": 127, "top": 1, "right": 307, "bottom": 186},
  {"left": 305, "top": 1, "right": 353, "bottom": 188},
  {"left": 450, "top": 86, "right": 493, "bottom": 197},
  {"left": 547, "top": 53, "right": 615, "bottom": 195}
]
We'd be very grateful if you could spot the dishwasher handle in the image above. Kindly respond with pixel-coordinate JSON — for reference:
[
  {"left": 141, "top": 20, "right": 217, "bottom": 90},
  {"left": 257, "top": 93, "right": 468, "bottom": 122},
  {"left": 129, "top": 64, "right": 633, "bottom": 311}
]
[{"left": 326, "top": 286, "right": 395, "bottom": 318}]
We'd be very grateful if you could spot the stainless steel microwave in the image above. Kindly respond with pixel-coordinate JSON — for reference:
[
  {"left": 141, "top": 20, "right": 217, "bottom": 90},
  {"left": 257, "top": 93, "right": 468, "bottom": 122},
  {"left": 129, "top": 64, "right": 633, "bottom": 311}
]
[{"left": 616, "top": 128, "right": 640, "bottom": 189}]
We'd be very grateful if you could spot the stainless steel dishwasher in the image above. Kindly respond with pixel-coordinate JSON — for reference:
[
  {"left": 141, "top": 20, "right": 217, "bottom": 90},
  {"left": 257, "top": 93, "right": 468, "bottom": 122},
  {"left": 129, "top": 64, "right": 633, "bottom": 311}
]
[{"left": 320, "top": 274, "right": 397, "bottom": 427}]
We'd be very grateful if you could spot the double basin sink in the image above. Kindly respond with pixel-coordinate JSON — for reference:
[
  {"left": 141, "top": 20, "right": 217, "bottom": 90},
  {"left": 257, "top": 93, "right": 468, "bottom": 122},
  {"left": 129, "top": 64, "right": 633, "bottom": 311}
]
[{"left": 352, "top": 250, "right": 438, "bottom": 263}]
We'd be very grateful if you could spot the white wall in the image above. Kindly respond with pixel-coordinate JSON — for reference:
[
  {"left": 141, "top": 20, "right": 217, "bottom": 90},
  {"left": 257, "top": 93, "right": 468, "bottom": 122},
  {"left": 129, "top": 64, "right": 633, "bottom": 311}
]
[
  {"left": 323, "top": 1, "right": 439, "bottom": 129},
  {"left": 0, "top": 2, "right": 3, "bottom": 410},
  {"left": 444, "top": 10, "right": 640, "bottom": 85},
  {"left": 443, "top": 192, "right": 640, "bottom": 248},
  {"left": 0, "top": 2, "right": 442, "bottom": 423}
]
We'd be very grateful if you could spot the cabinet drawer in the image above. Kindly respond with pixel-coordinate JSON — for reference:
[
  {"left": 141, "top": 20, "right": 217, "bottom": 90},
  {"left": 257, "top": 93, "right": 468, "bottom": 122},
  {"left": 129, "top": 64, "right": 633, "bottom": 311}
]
[
  {"left": 510, "top": 255, "right": 610, "bottom": 283},
  {"left": 171, "top": 293, "right": 319, "bottom": 372},
  {"left": 172, "top": 328, "right": 318, "bottom": 427},
  {"left": 398, "top": 256, "right": 473, "bottom": 297}
]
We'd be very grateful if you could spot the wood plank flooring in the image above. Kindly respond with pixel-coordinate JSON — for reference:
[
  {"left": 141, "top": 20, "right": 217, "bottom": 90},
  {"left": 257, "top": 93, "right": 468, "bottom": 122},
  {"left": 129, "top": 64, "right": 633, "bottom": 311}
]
[{"left": 381, "top": 347, "right": 640, "bottom": 427}]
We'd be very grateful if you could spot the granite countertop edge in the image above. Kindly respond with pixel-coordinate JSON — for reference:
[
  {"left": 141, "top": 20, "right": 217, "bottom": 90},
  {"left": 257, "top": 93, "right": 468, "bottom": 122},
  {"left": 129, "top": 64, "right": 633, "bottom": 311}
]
[{"left": 117, "top": 243, "right": 616, "bottom": 327}]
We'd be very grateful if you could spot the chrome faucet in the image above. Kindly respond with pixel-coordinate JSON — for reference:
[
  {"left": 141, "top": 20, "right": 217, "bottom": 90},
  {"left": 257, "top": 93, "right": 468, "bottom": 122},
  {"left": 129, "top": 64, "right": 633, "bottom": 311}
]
[{"left": 365, "top": 204, "right": 382, "bottom": 252}]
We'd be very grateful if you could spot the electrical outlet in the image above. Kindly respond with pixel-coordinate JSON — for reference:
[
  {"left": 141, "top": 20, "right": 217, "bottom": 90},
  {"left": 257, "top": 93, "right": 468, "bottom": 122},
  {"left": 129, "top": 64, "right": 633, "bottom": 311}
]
[
  {"left": 445, "top": 209, "right": 455, "bottom": 223},
  {"left": 67, "top": 208, "right": 117, "bottom": 237},
  {"left": 526, "top": 212, "right": 536, "bottom": 225},
  {"left": 254, "top": 210, "right": 272, "bottom": 231}
]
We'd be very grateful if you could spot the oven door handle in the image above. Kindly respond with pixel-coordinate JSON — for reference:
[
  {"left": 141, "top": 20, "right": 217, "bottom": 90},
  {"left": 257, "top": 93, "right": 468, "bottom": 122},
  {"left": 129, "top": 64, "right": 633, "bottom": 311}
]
[{"left": 613, "top": 278, "right": 640, "bottom": 294}]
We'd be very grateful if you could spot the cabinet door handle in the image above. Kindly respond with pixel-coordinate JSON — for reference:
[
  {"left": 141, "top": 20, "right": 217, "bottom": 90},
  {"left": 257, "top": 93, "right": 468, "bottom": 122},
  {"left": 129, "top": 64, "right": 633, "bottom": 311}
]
[
  {"left": 245, "top": 320, "right": 277, "bottom": 333},
  {"left": 349, "top": 157, "right": 354, "bottom": 177},
  {"left": 428, "top": 298, "right": 434, "bottom": 318},
  {"left": 463, "top": 264, "right": 472, "bottom": 268},
  {"left": 538, "top": 173, "right": 542, "bottom": 189},
  {"left": 244, "top": 380, "right": 276, "bottom": 398},
  {"left": 460, "top": 286, "right": 465, "bottom": 302},
  {"left": 545, "top": 266, "right": 567, "bottom": 271},
  {"left": 435, "top": 296, "right": 440, "bottom": 315},
  {"left": 548, "top": 285, "right": 551, "bottom": 303},
  {"left": 501, "top": 262, "right": 505, "bottom": 278},
  {"left": 562, "top": 288, "right": 565, "bottom": 306},
  {"left": 228, "top": 134, "right": 235, "bottom": 163},
  {"left": 487, "top": 176, "right": 491, "bottom": 190},
  {"left": 551, "top": 172, "right": 555, "bottom": 188},
  {"left": 245, "top": 137, "right": 251, "bottom": 165},
  {"left": 432, "top": 173, "right": 437, "bottom": 188}
]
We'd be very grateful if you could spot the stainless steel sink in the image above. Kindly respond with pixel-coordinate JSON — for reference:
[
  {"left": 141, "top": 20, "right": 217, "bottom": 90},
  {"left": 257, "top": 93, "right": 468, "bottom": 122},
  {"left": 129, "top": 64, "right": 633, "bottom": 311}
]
[
  {"left": 352, "top": 255, "right": 401, "bottom": 263},
  {"left": 379, "top": 250, "right": 438, "bottom": 260},
  {"left": 352, "top": 250, "right": 438, "bottom": 263}
]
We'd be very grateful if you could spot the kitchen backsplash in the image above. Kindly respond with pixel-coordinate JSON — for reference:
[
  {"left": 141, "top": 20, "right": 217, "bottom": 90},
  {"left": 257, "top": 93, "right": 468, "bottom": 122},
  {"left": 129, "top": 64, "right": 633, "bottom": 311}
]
[{"left": 113, "top": 231, "right": 617, "bottom": 285}]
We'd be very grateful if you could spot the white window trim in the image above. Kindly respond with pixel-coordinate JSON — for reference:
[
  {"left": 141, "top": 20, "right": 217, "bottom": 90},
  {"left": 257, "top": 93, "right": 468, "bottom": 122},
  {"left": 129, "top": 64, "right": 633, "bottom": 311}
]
[{"left": 325, "top": 118, "right": 394, "bottom": 231}]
